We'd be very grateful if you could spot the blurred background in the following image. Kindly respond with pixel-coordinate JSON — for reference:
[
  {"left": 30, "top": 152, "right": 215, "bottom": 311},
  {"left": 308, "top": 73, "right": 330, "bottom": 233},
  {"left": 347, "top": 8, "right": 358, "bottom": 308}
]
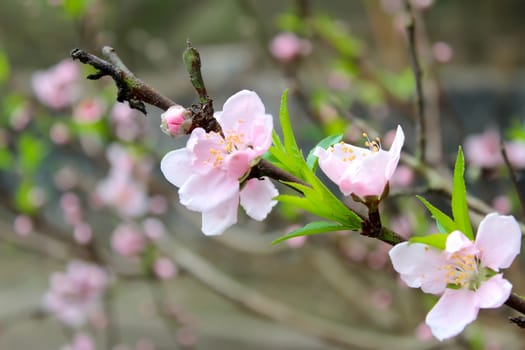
[{"left": 0, "top": 0, "right": 524, "bottom": 349}]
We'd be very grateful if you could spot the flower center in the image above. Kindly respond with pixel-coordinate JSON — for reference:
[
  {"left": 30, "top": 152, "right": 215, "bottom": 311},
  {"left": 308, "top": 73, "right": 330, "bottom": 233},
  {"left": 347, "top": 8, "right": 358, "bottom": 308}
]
[
  {"left": 443, "top": 252, "right": 481, "bottom": 290},
  {"left": 205, "top": 130, "right": 246, "bottom": 168},
  {"left": 362, "top": 132, "right": 381, "bottom": 152}
]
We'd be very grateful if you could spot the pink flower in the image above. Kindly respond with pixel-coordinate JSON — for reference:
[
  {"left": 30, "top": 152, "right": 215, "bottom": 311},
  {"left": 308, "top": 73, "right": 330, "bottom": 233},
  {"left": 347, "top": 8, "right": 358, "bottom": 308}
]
[
  {"left": 505, "top": 140, "right": 525, "bottom": 168},
  {"left": 269, "top": 32, "right": 312, "bottom": 63},
  {"left": 464, "top": 129, "right": 503, "bottom": 168},
  {"left": 96, "top": 144, "right": 148, "bottom": 218},
  {"left": 314, "top": 125, "right": 405, "bottom": 198},
  {"left": 432, "top": 42, "right": 454, "bottom": 63},
  {"left": 61, "top": 333, "right": 96, "bottom": 350},
  {"left": 43, "top": 261, "right": 108, "bottom": 327},
  {"left": 111, "top": 224, "right": 146, "bottom": 257},
  {"left": 14, "top": 215, "right": 33, "bottom": 236},
  {"left": 73, "top": 98, "right": 106, "bottom": 124},
  {"left": 161, "top": 105, "right": 191, "bottom": 137},
  {"left": 154, "top": 257, "right": 177, "bottom": 280},
  {"left": 160, "top": 90, "right": 278, "bottom": 236},
  {"left": 389, "top": 213, "right": 521, "bottom": 340},
  {"left": 32, "top": 60, "right": 81, "bottom": 110}
]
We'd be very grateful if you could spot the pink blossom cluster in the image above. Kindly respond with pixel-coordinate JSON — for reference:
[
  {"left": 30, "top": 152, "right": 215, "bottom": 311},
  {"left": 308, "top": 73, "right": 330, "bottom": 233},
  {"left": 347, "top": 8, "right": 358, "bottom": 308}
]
[
  {"left": 161, "top": 90, "right": 278, "bottom": 235},
  {"left": 464, "top": 129, "right": 525, "bottom": 169},
  {"left": 96, "top": 143, "right": 149, "bottom": 218},
  {"left": 43, "top": 261, "right": 108, "bottom": 327},
  {"left": 32, "top": 60, "right": 82, "bottom": 110}
]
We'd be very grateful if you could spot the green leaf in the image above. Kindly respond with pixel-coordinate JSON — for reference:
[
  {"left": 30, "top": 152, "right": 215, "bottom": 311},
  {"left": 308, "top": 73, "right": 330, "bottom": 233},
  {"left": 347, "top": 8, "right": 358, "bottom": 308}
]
[
  {"left": 18, "top": 134, "right": 49, "bottom": 174},
  {"left": 451, "top": 147, "right": 473, "bottom": 239},
  {"left": 416, "top": 195, "right": 457, "bottom": 233},
  {"left": 409, "top": 233, "right": 448, "bottom": 250},
  {"left": 272, "top": 221, "right": 350, "bottom": 245},
  {"left": 279, "top": 90, "right": 300, "bottom": 157},
  {"left": 15, "top": 179, "right": 37, "bottom": 214},
  {"left": 63, "top": 0, "right": 90, "bottom": 18},
  {"left": 0, "top": 147, "right": 13, "bottom": 170},
  {"left": 306, "top": 133, "right": 342, "bottom": 170},
  {"left": 0, "top": 49, "right": 10, "bottom": 84}
]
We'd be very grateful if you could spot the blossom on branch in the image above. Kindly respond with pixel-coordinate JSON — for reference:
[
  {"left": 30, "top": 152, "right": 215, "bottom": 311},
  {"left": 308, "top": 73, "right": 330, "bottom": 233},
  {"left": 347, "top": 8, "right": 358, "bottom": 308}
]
[
  {"left": 43, "top": 261, "right": 108, "bottom": 328},
  {"left": 161, "top": 90, "right": 278, "bottom": 236},
  {"left": 389, "top": 213, "right": 521, "bottom": 340},
  {"left": 314, "top": 125, "right": 404, "bottom": 198}
]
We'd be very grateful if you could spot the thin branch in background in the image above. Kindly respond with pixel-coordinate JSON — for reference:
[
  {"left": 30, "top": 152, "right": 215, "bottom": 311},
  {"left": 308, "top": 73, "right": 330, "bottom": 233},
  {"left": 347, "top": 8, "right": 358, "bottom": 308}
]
[
  {"left": 403, "top": 0, "right": 426, "bottom": 163},
  {"left": 501, "top": 143, "right": 525, "bottom": 219}
]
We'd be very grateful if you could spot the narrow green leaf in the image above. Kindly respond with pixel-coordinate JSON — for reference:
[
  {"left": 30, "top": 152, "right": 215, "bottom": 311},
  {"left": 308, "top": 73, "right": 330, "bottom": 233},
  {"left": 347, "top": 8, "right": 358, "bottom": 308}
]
[
  {"left": 306, "top": 133, "right": 342, "bottom": 170},
  {"left": 409, "top": 233, "right": 448, "bottom": 250},
  {"left": 417, "top": 195, "right": 457, "bottom": 233},
  {"left": 451, "top": 147, "right": 473, "bottom": 239},
  {"left": 272, "top": 221, "right": 349, "bottom": 245},
  {"left": 279, "top": 90, "right": 300, "bottom": 156}
]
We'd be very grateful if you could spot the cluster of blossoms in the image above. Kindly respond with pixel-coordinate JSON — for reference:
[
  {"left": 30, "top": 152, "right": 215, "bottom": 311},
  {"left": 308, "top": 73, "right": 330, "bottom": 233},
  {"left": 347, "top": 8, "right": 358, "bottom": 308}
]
[
  {"left": 43, "top": 261, "right": 108, "bottom": 327},
  {"left": 161, "top": 90, "right": 278, "bottom": 236},
  {"left": 464, "top": 128, "right": 525, "bottom": 169},
  {"left": 390, "top": 213, "right": 521, "bottom": 340}
]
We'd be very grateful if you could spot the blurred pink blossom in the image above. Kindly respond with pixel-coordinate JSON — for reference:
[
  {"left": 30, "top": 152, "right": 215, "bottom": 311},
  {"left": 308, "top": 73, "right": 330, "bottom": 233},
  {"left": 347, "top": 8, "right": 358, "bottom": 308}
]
[
  {"left": 111, "top": 224, "right": 146, "bottom": 257},
  {"left": 10, "top": 104, "right": 32, "bottom": 130},
  {"left": 110, "top": 102, "right": 142, "bottom": 141},
  {"left": 432, "top": 42, "right": 454, "bottom": 63},
  {"left": 61, "top": 332, "right": 96, "bottom": 350},
  {"left": 390, "top": 164, "right": 414, "bottom": 188},
  {"left": 286, "top": 235, "right": 307, "bottom": 249},
  {"left": 14, "top": 215, "right": 33, "bottom": 236},
  {"left": 96, "top": 144, "right": 148, "bottom": 218},
  {"left": 32, "top": 60, "right": 81, "bottom": 110},
  {"left": 390, "top": 215, "right": 412, "bottom": 238},
  {"left": 176, "top": 327, "right": 197, "bottom": 347},
  {"left": 54, "top": 166, "right": 78, "bottom": 191},
  {"left": 60, "top": 192, "right": 83, "bottom": 225},
  {"left": 492, "top": 195, "right": 511, "bottom": 215},
  {"left": 154, "top": 257, "right": 177, "bottom": 280},
  {"left": 269, "top": 32, "right": 312, "bottom": 63},
  {"left": 73, "top": 98, "right": 106, "bottom": 124},
  {"left": 415, "top": 322, "right": 433, "bottom": 341},
  {"left": 43, "top": 261, "right": 108, "bottom": 327},
  {"left": 50, "top": 122, "right": 71, "bottom": 145},
  {"left": 370, "top": 289, "right": 392, "bottom": 310},
  {"left": 142, "top": 217, "right": 165, "bottom": 240},
  {"left": 505, "top": 140, "right": 525, "bottom": 168},
  {"left": 464, "top": 129, "right": 503, "bottom": 168},
  {"left": 136, "top": 339, "right": 156, "bottom": 350},
  {"left": 73, "top": 223, "right": 93, "bottom": 245},
  {"left": 149, "top": 195, "right": 168, "bottom": 215}
]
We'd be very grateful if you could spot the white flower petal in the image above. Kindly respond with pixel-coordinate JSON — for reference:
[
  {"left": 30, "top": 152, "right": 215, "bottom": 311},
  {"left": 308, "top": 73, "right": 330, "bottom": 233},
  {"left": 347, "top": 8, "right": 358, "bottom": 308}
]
[
  {"left": 389, "top": 242, "right": 448, "bottom": 294},
  {"left": 160, "top": 149, "right": 192, "bottom": 187},
  {"left": 201, "top": 196, "right": 239, "bottom": 235},
  {"left": 475, "top": 274, "right": 512, "bottom": 308},
  {"left": 179, "top": 171, "right": 239, "bottom": 212},
  {"left": 475, "top": 213, "right": 522, "bottom": 270},
  {"left": 240, "top": 177, "right": 278, "bottom": 220},
  {"left": 426, "top": 289, "right": 479, "bottom": 341}
]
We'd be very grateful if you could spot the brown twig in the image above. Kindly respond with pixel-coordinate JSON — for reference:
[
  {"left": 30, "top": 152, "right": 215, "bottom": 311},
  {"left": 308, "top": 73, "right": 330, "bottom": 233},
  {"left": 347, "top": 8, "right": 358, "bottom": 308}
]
[
  {"left": 403, "top": 0, "right": 426, "bottom": 163},
  {"left": 501, "top": 143, "right": 525, "bottom": 219}
]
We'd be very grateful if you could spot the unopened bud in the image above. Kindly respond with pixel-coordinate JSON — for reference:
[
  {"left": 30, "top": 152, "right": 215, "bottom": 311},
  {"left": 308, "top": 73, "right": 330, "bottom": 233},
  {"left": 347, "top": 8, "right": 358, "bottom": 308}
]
[{"left": 160, "top": 105, "right": 191, "bottom": 137}]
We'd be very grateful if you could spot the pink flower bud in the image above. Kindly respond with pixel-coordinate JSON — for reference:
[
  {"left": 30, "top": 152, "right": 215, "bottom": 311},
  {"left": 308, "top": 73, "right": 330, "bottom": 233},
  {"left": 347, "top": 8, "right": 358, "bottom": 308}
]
[
  {"left": 161, "top": 105, "right": 191, "bottom": 137},
  {"left": 269, "top": 32, "right": 312, "bottom": 63},
  {"left": 111, "top": 224, "right": 145, "bottom": 257},
  {"left": 154, "top": 257, "right": 177, "bottom": 280}
]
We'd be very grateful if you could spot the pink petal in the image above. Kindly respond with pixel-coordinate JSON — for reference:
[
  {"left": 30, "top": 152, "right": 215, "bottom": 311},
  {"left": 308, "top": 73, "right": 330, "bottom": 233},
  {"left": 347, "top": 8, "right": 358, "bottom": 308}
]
[
  {"left": 216, "top": 90, "right": 266, "bottom": 132},
  {"left": 240, "top": 177, "right": 278, "bottom": 220},
  {"left": 178, "top": 171, "right": 239, "bottom": 212},
  {"left": 160, "top": 149, "right": 192, "bottom": 187},
  {"left": 314, "top": 146, "right": 349, "bottom": 190},
  {"left": 475, "top": 213, "right": 521, "bottom": 270},
  {"left": 201, "top": 196, "right": 239, "bottom": 235},
  {"left": 475, "top": 274, "right": 512, "bottom": 308},
  {"left": 445, "top": 231, "right": 476, "bottom": 255},
  {"left": 389, "top": 242, "right": 448, "bottom": 294},
  {"left": 385, "top": 125, "right": 405, "bottom": 178},
  {"left": 426, "top": 289, "right": 479, "bottom": 341},
  {"left": 225, "top": 150, "right": 253, "bottom": 179},
  {"left": 187, "top": 129, "right": 226, "bottom": 174}
]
